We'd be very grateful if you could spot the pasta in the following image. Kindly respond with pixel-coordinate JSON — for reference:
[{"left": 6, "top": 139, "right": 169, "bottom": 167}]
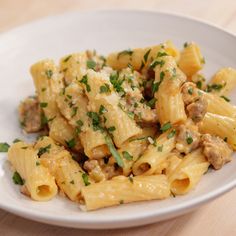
[
  {"left": 8, "top": 141, "right": 58, "bottom": 201},
  {"left": 6, "top": 40, "right": 236, "bottom": 211}
]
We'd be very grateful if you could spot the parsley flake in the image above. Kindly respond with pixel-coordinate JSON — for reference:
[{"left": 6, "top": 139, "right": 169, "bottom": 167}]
[
  {"left": 87, "top": 60, "right": 96, "bottom": 70},
  {"left": 66, "top": 138, "right": 76, "bottom": 149},
  {"left": 0, "top": 142, "right": 10, "bottom": 152},
  {"left": 122, "top": 151, "right": 133, "bottom": 161},
  {"left": 82, "top": 173, "right": 91, "bottom": 186},
  {"left": 160, "top": 122, "right": 172, "bottom": 132},
  {"left": 167, "top": 129, "right": 176, "bottom": 139},
  {"left": 40, "top": 102, "right": 48, "bottom": 108},
  {"left": 45, "top": 70, "right": 53, "bottom": 79},
  {"left": 12, "top": 171, "right": 24, "bottom": 185},
  {"left": 80, "top": 75, "right": 91, "bottom": 92},
  {"left": 100, "top": 83, "right": 111, "bottom": 93},
  {"left": 37, "top": 144, "right": 51, "bottom": 157}
]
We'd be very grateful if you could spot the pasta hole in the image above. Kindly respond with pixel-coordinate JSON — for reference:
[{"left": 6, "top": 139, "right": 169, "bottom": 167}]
[
  {"left": 171, "top": 178, "right": 190, "bottom": 194},
  {"left": 137, "top": 163, "right": 151, "bottom": 175},
  {"left": 37, "top": 185, "right": 51, "bottom": 197}
]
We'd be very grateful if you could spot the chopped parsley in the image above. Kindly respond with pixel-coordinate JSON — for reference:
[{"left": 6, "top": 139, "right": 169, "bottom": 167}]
[
  {"left": 196, "top": 81, "right": 202, "bottom": 89},
  {"left": 41, "top": 88, "right": 46, "bottom": 92},
  {"left": 66, "top": 138, "right": 76, "bottom": 149},
  {"left": 80, "top": 75, "right": 91, "bottom": 92},
  {"left": 147, "top": 98, "right": 157, "bottom": 109},
  {"left": 70, "top": 180, "right": 75, "bottom": 184},
  {"left": 63, "top": 55, "right": 72, "bottom": 62},
  {"left": 206, "top": 83, "right": 225, "bottom": 92},
  {"left": 221, "top": 95, "right": 230, "bottom": 102},
  {"left": 143, "top": 49, "right": 151, "bottom": 63},
  {"left": 157, "top": 51, "right": 168, "bottom": 57},
  {"left": 122, "top": 151, "right": 133, "bottom": 161},
  {"left": 149, "top": 60, "right": 165, "bottom": 69},
  {"left": 167, "top": 129, "right": 176, "bottom": 139},
  {"left": 186, "top": 135, "right": 193, "bottom": 144},
  {"left": 99, "top": 105, "right": 108, "bottom": 115},
  {"left": 107, "top": 126, "right": 116, "bottom": 132},
  {"left": 188, "top": 87, "right": 193, "bottom": 95},
  {"left": 36, "top": 161, "right": 40, "bottom": 166},
  {"left": 184, "top": 42, "right": 188, "bottom": 48},
  {"left": 160, "top": 122, "right": 172, "bottom": 132},
  {"left": 75, "top": 120, "right": 83, "bottom": 135},
  {"left": 117, "top": 49, "right": 133, "bottom": 59},
  {"left": 127, "top": 111, "right": 135, "bottom": 119},
  {"left": 0, "top": 142, "right": 10, "bottom": 152},
  {"left": 100, "top": 83, "right": 111, "bottom": 93},
  {"left": 40, "top": 102, "right": 48, "bottom": 108},
  {"left": 45, "top": 69, "right": 53, "bottom": 79},
  {"left": 82, "top": 173, "right": 91, "bottom": 186},
  {"left": 13, "top": 138, "right": 21, "bottom": 143},
  {"left": 151, "top": 73, "right": 164, "bottom": 95},
  {"left": 12, "top": 171, "right": 24, "bottom": 185},
  {"left": 109, "top": 72, "right": 125, "bottom": 95},
  {"left": 71, "top": 107, "right": 78, "bottom": 117},
  {"left": 41, "top": 114, "right": 55, "bottom": 126},
  {"left": 86, "top": 59, "right": 96, "bottom": 70},
  {"left": 129, "top": 136, "right": 147, "bottom": 142},
  {"left": 201, "top": 57, "right": 206, "bottom": 64},
  {"left": 157, "top": 145, "right": 163, "bottom": 152},
  {"left": 105, "top": 135, "right": 124, "bottom": 167},
  {"left": 37, "top": 144, "right": 51, "bottom": 157},
  {"left": 87, "top": 112, "right": 103, "bottom": 131}
]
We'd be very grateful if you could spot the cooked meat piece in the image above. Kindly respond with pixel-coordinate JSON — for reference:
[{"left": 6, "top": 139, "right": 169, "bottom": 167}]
[
  {"left": 201, "top": 134, "right": 233, "bottom": 170},
  {"left": 83, "top": 159, "right": 121, "bottom": 181},
  {"left": 18, "top": 97, "right": 43, "bottom": 133},
  {"left": 176, "top": 119, "right": 200, "bottom": 154},
  {"left": 182, "top": 82, "right": 199, "bottom": 105},
  {"left": 186, "top": 96, "right": 207, "bottom": 122}
]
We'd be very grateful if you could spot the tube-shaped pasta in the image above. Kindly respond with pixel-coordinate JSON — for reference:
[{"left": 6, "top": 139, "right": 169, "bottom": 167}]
[
  {"left": 59, "top": 52, "right": 88, "bottom": 85},
  {"left": 30, "top": 59, "right": 63, "bottom": 122},
  {"left": 154, "top": 56, "right": 187, "bottom": 125},
  {"left": 56, "top": 82, "right": 110, "bottom": 159},
  {"left": 199, "top": 112, "right": 236, "bottom": 149},
  {"left": 31, "top": 60, "right": 82, "bottom": 151},
  {"left": 168, "top": 148, "right": 209, "bottom": 195},
  {"left": 178, "top": 43, "right": 204, "bottom": 77},
  {"left": 8, "top": 141, "right": 58, "bottom": 201},
  {"left": 107, "top": 41, "right": 179, "bottom": 71},
  {"left": 165, "top": 154, "right": 183, "bottom": 176},
  {"left": 132, "top": 130, "right": 176, "bottom": 176},
  {"left": 209, "top": 67, "right": 236, "bottom": 96},
  {"left": 34, "top": 136, "right": 89, "bottom": 201},
  {"left": 117, "top": 126, "right": 157, "bottom": 176},
  {"left": 201, "top": 91, "right": 236, "bottom": 118},
  {"left": 81, "top": 175, "right": 170, "bottom": 211},
  {"left": 83, "top": 70, "right": 142, "bottom": 147}
]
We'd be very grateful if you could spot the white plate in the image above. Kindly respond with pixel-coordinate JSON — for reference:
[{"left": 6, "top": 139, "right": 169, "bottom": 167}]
[{"left": 0, "top": 10, "right": 236, "bottom": 229}]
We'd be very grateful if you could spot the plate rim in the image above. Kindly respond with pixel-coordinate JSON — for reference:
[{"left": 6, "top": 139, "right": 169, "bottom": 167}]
[{"left": 1, "top": 9, "right": 236, "bottom": 229}]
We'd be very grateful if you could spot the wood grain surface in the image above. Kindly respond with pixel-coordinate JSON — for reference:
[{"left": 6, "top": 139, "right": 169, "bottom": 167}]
[{"left": 1, "top": 0, "right": 236, "bottom": 235}]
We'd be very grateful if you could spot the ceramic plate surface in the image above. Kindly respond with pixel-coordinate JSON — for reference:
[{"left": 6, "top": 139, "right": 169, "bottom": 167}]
[{"left": 0, "top": 10, "right": 236, "bottom": 229}]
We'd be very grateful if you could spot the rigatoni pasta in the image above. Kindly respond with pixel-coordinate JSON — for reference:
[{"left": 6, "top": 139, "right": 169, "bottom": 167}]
[{"left": 6, "top": 40, "right": 236, "bottom": 211}]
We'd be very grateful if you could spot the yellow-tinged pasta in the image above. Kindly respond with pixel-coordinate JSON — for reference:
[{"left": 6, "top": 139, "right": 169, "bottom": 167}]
[
  {"left": 199, "top": 112, "right": 236, "bottom": 149},
  {"left": 30, "top": 59, "right": 82, "bottom": 151},
  {"left": 30, "top": 59, "right": 63, "bottom": 121},
  {"left": 34, "top": 136, "right": 89, "bottom": 201},
  {"left": 56, "top": 82, "right": 109, "bottom": 159},
  {"left": 8, "top": 141, "right": 58, "bottom": 201},
  {"left": 49, "top": 116, "right": 81, "bottom": 151},
  {"left": 168, "top": 148, "right": 209, "bottom": 195},
  {"left": 106, "top": 41, "right": 179, "bottom": 71},
  {"left": 165, "top": 154, "right": 183, "bottom": 176},
  {"left": 132, "top": 130, "right": 176, "bottom": 176},
  {"left": 178, "top": 43, "right": 204, "bottom": 77},
  {"left": 83, "top": 70, "right": 142, "bottom": 147},
  {"left": 209, "top": 67, "right": 236, "bottom": 96},
  {"left": 59, "top": 52, "right": 88, "bottom": 85},
  {"left": 201, "top": 90, "right": 236, "bottom": 118},
  {"left": 154, "top": 56, "right": 187, "bottom": 125},
  {"left": 81, "top": 175, "right": 170, "bottom": 211},
  {"left": 117, "top": 126, "right": 157, "bottom": 176}
]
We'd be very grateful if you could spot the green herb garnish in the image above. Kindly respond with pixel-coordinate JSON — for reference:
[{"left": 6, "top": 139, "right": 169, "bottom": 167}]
[
  {"left": 66, "top": 138, "right": 76, "bottom": 149},
  {"left": 63, "top": 55, "right": 72, "bottom": 63},
  {"left": 40, "top": 102, "right": 48, "bottom": 108},
  {"left": 221, "top": 95, "right": 230, "bottom": 102},
  {"left": 82, "top": 173, "right": 91, "bottom": 186},
  {"left": 12, "top": 171, "right": 24, "bottom": 185},
  {"left": 105, "top": 135, "right": 124, "bottom": 167},
  {"left": 167, "top": 129, "right": 176, "bottom": 139},
  {"left": 160, "top": 122, "right": 172, "bottom": 132},
  {"left": 100, "top": 83, "right": 111, "bottom": 93},
  {"left": 122, "top": 151, "right": 133, "bottom": 161},
  {"left": 45, "top": 70, "right": 53, "bottom": 79},
  {"left": 143, "top": 49, "right": 151, "bottom": 63},
  {"left": 0, "top": 142, "right": 10, "bottom": 152},
  {"left": 80, "top": 75, "right": 91, "bottom": 92},
  {"left": 87, "top": 60, "right": 96, "bottom": 70},
  {"left": 117, "top": 49, "right": 133, "bottom": 59},
  {"left": 37, "top": 144, "right": 51, "bottom": 157}
]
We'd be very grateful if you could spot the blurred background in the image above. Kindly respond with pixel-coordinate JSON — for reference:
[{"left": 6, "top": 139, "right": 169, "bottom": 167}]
[{"left": 0, "top": 0, "right": 236, "bottom": 33}]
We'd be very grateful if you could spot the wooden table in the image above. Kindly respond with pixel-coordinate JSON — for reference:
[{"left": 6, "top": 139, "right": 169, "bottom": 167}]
[{"left": 1, "top": 0, "right": 236, "bottom": 235}]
